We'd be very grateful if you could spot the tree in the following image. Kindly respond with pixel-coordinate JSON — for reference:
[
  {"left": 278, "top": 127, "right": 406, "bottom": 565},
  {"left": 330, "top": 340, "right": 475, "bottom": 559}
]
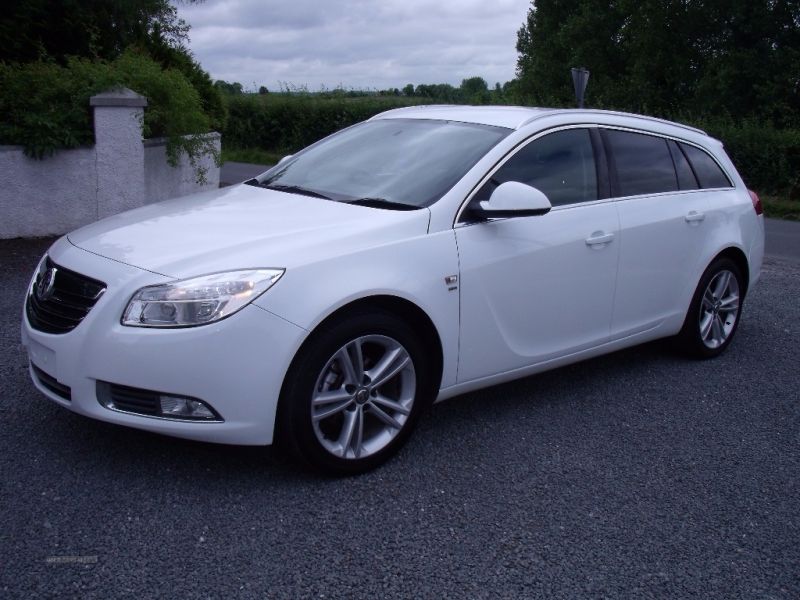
[
  {"left": 0, "top": 0, "right": 192, "bottom": 63},
  {"left": 214, "top": 80, "right": 244, "bottom": 95},
  {"left": 0, "top": 0, "right": 226, "bottom": 131},
  {"left": 259, "top": 85, "right": 269, "bottom": 95},
  {"left": 502, "top": 79, "right": 522, "bottom": 104},
  {"left": 0, "top": 0, "right": 226, "bottom": 171},
  {"left": 460, "top": 76, "right": 489, "bottom": 103},
  {"left": 146, "top": 39, "right": 227, "bottom": 132},
  {"left": 402, "top": 83, "right": 415, "bottom": 97},
  {"left": 414, "top": 83, "right": 461, "bottom": 102},
  {"left": 516, "top": 0, "right": 628, "bottom": 109},
  {"left": 515, "top": 0, "right": 800, "bottom": 124}
]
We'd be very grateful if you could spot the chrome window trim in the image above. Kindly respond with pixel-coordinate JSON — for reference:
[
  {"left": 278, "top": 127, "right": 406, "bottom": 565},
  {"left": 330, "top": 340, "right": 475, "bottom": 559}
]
[
  {"left": 453, "top": 123, "right": 736, "bottom": 227},
  {"left": 548, "top": 197, "right": 617, "bottom": 212},
  {"left": 609, "top": 187, "right": 736, "bottom": 205}
]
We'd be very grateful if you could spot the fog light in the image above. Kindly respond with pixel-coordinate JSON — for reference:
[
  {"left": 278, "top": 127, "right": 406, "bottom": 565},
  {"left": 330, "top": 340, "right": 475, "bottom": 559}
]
[{"left": 160, "top": 395, "right": 217, "bottom": 420}]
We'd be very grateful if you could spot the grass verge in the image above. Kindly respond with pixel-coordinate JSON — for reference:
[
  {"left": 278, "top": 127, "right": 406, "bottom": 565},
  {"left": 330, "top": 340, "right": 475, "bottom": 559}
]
[
  {"left": 221, "top": 147, "right": 283, "bottom": 166},
  {"left": 762, "top": 196, "right": 800, "bottom": 221}
]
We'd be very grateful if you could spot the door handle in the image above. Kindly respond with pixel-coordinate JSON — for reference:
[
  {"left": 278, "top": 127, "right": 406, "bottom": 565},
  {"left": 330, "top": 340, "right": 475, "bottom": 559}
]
[
  {"left": 585, "top": 231, "right": 615, "bottom": 247},
  {"left": 685, "top": 211, "right": 705, "bottom": 223}
]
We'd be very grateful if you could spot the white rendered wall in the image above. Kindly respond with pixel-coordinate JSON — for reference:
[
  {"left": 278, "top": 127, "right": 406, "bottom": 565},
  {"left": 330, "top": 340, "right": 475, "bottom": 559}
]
[
  {"left": 0, "top": 146, "right": 98, "bottom": 239},
  {"left": 144, "top": 133, "right": 221, "bottom": 204},
  {"left": 0, "top": 88, "right": 220, "bottom": 239}
]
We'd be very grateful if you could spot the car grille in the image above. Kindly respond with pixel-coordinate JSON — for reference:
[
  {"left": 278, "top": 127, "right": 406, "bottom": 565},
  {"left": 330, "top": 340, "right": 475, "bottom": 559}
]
[
  {"left": 31, "top": 364, "right": 72, "bottom": 401},
  {"left": 26, "top": 258, "right": 106, "bottom": 334},
  {"left": 96, "top": 381, "right": 160, "bottom": 416}
]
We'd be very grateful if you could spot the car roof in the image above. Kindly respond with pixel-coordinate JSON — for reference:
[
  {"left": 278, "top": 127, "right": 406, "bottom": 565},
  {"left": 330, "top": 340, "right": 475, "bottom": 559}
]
[{"left": 371, "top": 104, "right": 707, "bottom": 137}]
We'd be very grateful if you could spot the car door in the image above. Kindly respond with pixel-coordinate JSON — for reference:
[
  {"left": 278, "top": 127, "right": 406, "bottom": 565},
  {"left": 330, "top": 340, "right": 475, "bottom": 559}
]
[
  {"left": 603, "top": 129, "right": 713, "bottom": 337},
  {"left": 454, "top": 127, "right": 620, "bottom": 383}
]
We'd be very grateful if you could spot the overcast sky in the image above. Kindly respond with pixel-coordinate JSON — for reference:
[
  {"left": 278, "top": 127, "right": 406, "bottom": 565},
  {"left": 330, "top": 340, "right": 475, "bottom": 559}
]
[{"left": 176, "top": 0, "right": 529, "bottom": 91}]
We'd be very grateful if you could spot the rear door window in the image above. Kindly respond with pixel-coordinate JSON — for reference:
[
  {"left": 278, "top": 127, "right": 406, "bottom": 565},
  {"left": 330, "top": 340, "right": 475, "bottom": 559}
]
[
  {"left": 679, "top": 143, "right": 733, "bottom": 188},
  {"left": 604, "top": 130, "right": 678, "bottom": 197}
]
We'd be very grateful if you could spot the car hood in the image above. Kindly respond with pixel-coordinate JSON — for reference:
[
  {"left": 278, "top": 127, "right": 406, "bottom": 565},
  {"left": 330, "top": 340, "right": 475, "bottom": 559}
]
[{"left": 67, "top": 184, "right": 430, "bottom": 278}]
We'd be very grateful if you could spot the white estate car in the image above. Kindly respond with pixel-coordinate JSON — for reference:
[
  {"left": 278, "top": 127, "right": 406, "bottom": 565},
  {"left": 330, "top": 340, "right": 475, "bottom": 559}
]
[{"left": 22, "top": 106, "right": 765, "bottom": 474}]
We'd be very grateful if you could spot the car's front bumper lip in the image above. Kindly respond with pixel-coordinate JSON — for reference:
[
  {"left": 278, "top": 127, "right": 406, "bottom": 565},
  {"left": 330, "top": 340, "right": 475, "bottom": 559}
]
[{"left": 21, "top": 238, "right": 307, "bottom": 446}]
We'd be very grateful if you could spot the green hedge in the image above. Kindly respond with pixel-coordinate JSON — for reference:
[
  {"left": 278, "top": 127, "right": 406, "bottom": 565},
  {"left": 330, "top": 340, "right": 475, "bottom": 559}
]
[
  {"left": 696, "top": 120, "right": 800, "bottom": 196},
  {"left": 0, "top": 49, "right": 222, "bottom": 175},
  {"left": 222, "top": 94, "right": 422, "bottom": 154}
]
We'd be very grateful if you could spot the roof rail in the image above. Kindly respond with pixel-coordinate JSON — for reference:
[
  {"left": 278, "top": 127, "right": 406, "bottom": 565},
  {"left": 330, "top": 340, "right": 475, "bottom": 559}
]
[
  {"left": 517, "top": 108, "right": 707, "bottom": 135},
  {"left": 368, "top": 105, "right": 460, "bottom": 120}
]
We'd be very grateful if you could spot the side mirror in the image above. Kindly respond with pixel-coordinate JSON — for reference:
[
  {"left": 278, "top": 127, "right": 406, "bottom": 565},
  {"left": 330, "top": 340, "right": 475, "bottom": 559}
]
[
  {"left": 473, "top": 181, "right": 552, "bottom": 219},
  {"left": 277, "top": 154, "right": 294, "bottom": 165}
]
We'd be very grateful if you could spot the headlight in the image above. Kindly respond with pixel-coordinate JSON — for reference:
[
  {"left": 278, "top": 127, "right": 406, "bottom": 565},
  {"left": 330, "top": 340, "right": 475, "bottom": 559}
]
[{"left": 122, "top": 269, "right": 284, "bottom": 328}]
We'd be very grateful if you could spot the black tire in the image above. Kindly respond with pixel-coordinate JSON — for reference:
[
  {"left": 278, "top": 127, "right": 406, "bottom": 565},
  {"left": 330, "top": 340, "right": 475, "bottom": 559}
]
[
  {"left": 675, "top": 257, "right": 745, "bottom": 358},
  {"left": 276, "top": 309, "right": 434, "bottom": 475}
]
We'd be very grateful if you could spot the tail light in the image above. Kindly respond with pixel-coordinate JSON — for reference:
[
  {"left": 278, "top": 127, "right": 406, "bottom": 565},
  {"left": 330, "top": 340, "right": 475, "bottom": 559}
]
[{"left": 748, "top": 189, "right": 763, "bottom": 215}]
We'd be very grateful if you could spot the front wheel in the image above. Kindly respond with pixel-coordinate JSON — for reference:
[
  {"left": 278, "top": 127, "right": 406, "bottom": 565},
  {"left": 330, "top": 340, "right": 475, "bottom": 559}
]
[
  {"left": 276, "top": 310, "right": 433, "bottom": 475},
  {"left": 675, "top": 257, "right": 744, "bottom": 358}
]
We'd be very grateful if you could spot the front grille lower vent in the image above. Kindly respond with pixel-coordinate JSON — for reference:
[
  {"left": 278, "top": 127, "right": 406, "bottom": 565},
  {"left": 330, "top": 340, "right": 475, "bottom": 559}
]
[
  {"left": 32, "top": 364, "right": 72, "bottom": 401},
  {"left": 26, "top": 258, "right": 106, "bottom": 334},
  {"left": 97, "top": 382, "right": 161, "bottom": 416}
]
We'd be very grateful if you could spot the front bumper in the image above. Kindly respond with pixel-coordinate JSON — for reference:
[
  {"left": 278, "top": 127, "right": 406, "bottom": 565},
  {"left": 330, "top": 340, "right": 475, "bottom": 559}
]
[{"left": 21, "top": 237, "right": 307, "bottom": 445}]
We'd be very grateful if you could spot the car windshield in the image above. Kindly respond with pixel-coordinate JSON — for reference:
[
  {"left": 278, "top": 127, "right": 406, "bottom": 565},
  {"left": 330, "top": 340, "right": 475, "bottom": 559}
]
[{"left": 255, "top": 118, "right": 511, "bottom": 208}]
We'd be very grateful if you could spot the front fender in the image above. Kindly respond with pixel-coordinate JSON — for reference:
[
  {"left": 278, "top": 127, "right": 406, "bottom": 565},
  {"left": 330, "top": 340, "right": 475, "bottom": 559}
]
[{"left": 254, "top": 230, "right": 461, "bottom": 388}]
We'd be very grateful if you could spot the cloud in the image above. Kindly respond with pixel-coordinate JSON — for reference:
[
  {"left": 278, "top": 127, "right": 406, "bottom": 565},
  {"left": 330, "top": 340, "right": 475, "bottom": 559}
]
[{"left": 176, "top": 0, "right": 528, "bottom": 90}]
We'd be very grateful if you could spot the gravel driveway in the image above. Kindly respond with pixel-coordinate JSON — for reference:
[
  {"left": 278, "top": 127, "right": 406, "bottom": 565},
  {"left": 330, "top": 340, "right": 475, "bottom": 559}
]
[{"left": 1, "top": 237, "right": 798, "bottom": 598}]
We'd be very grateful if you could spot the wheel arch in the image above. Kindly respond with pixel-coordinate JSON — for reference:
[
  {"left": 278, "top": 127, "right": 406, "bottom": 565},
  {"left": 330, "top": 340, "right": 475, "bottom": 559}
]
[
  {"left": 675, "top": 244, "right": 750, "bottom": 358},
  {"left": 712, "top": 246, "right": 750, "bottom": 297},
  {"left": 279, "top": 294, "right": 445, "bottom": 401}
]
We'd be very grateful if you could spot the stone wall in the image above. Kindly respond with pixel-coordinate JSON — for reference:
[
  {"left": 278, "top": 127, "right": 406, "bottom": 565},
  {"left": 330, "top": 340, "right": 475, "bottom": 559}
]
[{"left": 0, "top": 88, "right": 220, "bottom": 239}]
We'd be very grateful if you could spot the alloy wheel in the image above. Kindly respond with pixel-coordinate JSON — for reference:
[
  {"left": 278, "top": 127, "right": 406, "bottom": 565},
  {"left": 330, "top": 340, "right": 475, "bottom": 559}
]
[
  {"left": 311, "top": 335, "right": 416, "bottom": 460},
  {"left": 699, "top": 269, "right": 740, "bottom": 349}
]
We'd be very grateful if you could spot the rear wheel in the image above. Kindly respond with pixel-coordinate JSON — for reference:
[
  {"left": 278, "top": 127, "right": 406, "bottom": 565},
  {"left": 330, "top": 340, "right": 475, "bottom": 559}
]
[
  {"left": 277, "top": 310, "right": 433, "bottom": 475},
  {"left": 675, "top": 257, "right": 744, "bottom": 358}
]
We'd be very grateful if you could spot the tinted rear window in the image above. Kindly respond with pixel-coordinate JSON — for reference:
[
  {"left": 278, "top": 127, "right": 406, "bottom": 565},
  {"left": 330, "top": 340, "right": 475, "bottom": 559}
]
[
  {"left": 605, "top": 130, "right": 678, "bottom": 197},
  {"left": 668, "top": 140, "right": 699, "bottom": 190},
  {"left": 679, "top": 143, "right": 733, "bottom": 188}
]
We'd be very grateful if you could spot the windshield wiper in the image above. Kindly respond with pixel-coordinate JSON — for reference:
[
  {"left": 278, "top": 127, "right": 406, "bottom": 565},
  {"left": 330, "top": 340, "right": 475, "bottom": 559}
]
[
  {"left": 346, "top": 197, "right": 420, "bottom": 211},
  {"left": 256, "top": 182, "right": 333, "bottom": 200}
]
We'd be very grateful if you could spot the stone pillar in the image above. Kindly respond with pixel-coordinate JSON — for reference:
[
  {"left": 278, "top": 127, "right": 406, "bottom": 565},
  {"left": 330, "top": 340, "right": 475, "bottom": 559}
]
[{"left": 90, "top": 88, "right": 148, "bottom": 219}]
